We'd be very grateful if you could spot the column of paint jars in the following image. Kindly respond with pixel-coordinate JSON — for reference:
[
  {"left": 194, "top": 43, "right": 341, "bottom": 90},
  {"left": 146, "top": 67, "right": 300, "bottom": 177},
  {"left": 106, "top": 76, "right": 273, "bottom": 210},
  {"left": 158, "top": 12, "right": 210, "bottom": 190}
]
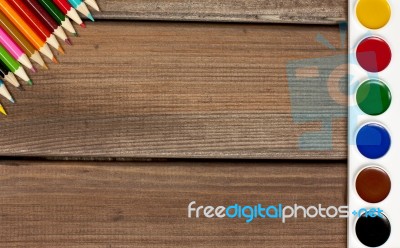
[{"left": 353, "top": 0, "right": 392, "bottom": 247}]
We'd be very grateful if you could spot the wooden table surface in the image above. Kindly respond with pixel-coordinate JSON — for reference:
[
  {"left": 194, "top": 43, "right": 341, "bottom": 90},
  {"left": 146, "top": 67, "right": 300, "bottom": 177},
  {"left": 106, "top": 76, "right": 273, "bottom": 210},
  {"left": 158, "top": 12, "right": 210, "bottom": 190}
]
[{"left": 0, "top": 1, "right": 348, "bottom": 247}]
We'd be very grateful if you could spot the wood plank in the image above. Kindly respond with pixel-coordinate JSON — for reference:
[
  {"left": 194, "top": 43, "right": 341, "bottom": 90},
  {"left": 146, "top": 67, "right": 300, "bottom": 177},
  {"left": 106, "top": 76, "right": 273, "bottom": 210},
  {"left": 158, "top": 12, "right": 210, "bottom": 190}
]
[
  {"left": 0, "top": 160, "right": 347, "bottom": 247},
  {"left": 92, "top": 0, "right": 346, "bottom": 24},
  {"left": 0, "top": 22, "right": 347, "bottom": 159}
]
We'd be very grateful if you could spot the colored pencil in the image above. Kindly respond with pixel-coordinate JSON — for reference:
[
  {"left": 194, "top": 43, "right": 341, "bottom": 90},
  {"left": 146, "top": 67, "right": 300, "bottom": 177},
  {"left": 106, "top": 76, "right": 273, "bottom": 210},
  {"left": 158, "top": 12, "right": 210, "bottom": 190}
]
[
  {"left": 0, "top": 102, "right": 7, "bottom": 115},
  {"left": 0, "top": 1, "right": 56, "bottom": 63},
  {"left": 84, "top": 0, "right": 99, "bottom": 11},
  {"left": 0, "top": 60, "right": 20, "bottom": 89},
  {"left": 37, "top": 0, "right": 77, "bottom": 35},
  {"left": 0, "top": 44, "right": 32, "bottom": 85},
  {"left": 68, "top": 0, "right": 94, "bottom": 21},
  {"left": 0, "top": 80, "right": 14, "bottom": 103},
  {"left": 53, "top": 0, "right": 85, "bottom": 28},
  {"left": 8, "top": 0, "right": 65, "bottom": 52},
  {"left": 0, "top": 11, "right": 46, "bottom": 68},
  {"left": 23, "top": 0, "right": 72, "bottom": 45},
  {"left": 0, "top": 26, "right": 35, "bottom": 72}
]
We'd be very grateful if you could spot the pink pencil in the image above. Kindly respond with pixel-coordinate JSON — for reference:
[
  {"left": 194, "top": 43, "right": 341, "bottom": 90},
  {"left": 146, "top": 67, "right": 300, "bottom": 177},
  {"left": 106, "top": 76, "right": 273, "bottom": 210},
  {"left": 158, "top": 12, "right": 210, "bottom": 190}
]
[{"left": 0, "top": 26, "right": 35, "bottom": 72}]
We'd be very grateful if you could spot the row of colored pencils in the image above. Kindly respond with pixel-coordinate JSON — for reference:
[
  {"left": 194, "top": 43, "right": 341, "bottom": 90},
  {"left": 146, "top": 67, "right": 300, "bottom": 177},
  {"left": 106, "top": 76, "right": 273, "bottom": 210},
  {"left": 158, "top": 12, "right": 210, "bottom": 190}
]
[{"left": 0, "top": 0, "right": 100, "bottom": 115}]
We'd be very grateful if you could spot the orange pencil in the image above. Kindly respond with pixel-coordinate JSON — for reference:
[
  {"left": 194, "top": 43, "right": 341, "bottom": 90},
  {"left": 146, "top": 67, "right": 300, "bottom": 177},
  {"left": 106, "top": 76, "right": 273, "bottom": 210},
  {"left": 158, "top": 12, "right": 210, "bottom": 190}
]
[{"left": 0, "top": 0, "right": 56, "bottom": 62}]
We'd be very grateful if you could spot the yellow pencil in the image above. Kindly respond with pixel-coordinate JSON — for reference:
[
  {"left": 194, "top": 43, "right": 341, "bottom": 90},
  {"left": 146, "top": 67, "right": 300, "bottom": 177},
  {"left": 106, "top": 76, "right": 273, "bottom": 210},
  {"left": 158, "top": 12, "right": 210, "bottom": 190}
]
[{"left": 0, "top": 103, "right": 7, "bottom": 115}]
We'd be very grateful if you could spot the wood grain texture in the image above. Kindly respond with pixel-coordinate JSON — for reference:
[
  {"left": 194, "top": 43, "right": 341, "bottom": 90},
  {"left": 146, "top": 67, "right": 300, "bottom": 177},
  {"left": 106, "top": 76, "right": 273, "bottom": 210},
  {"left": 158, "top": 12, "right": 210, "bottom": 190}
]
[
  {"left": 92, "top": 0, "right": 346, "bottom": 24},
  {"left": 0, "top": 160, "right": 347, "bottom": 247},
  {"left": 0, "top": 22, "right": 347, "bottom": 159}
]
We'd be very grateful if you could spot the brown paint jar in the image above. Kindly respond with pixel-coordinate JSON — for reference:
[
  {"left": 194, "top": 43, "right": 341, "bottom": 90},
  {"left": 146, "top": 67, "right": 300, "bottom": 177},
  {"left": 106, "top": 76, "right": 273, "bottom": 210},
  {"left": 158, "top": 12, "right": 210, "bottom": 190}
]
[{"left": 356, "top": 166, "right": 391, "bottom": 203}]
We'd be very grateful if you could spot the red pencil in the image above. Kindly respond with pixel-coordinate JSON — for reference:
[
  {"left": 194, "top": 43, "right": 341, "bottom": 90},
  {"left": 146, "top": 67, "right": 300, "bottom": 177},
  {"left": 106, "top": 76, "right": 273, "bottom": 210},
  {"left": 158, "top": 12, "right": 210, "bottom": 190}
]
[
  {"left": 53, "top": 0, "right": 85, "bottom": 28},
  {"left": 23, "top": 0, "right": 73, "bottom": 43}
]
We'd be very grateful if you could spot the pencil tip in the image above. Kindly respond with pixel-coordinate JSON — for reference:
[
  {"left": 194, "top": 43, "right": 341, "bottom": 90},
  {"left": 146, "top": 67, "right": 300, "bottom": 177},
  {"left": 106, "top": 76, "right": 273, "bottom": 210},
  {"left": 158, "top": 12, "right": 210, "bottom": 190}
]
[
  {"left": 31, "top": 67, "right": 37, "bottom": 73},
  {"left": 18, "top": 85, "right": 24, "bottom": 91},
  {"left": 65, "top": 38, "right": 72, "bottom": 46},
  {"left": 10, "top": 98, "right": 15, "bottom": 104},
  {"left": 58, "top": 47, "right": 65, "bottom": 54},
  {"left": 52, "top": 57, "right": 59, "bottom": 64},
  {"left": 0, "top": 106, "right": 7, "bottom": 116},
  {"left": 88, "top": 13, "right": 95, "bottom": 22},
  {"left": 80, "top": 23, "right": 86, "bottom": 28},
  {"left": 73, "top": 32, "right": 79, "bottom": 37},
  {"left": 43, "top": 64, "right": 49, "bottom": 69},
  {"left": 27, "top": 80, "right": 33, "bottom": 86}
]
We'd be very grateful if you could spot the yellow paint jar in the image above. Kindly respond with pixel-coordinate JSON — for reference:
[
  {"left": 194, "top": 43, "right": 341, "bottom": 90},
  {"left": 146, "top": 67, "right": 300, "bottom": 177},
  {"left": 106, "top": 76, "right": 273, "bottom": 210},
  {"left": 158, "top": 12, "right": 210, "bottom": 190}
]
[{"left": 356, "top": 0, "right": 391, "bottom": 29}]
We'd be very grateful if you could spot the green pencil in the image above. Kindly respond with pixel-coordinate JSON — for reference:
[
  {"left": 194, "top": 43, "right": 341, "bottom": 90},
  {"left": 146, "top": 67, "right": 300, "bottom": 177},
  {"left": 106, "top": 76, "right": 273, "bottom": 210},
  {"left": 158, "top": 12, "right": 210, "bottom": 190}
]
[{"left": 0, "top": 44, "right": 31, "bottom": 85}]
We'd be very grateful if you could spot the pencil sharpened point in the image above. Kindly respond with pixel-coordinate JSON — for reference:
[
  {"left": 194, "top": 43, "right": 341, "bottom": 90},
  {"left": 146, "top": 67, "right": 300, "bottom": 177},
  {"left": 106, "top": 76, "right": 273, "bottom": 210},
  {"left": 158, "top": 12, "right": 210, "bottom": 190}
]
[
  {"left": 52, "top": 57, "right": 59, "bottom": 64},
  {"left": 88, "top": 13, "right": 95, "bottom": 22},
  {"left": 27, "top": 80, "right": 33, "bottom": 86},
  {"left": 65, "top": 38, "right": 72, "bottom": 46},
  {"left": 18, "top": 85, "right": 24, "bottom": 91},
  {"left": 0, "top": 106, "right": 7, "bottom": 116},
  {"left": 58, "top": 47, "right": 65, "bottom": 55},
  {"left": 30, "top": 67, "right": 37, "bottom": 73},
  {"left": 43, "top": 64, "right": 49, "bottom": 70},
  {"left": 10, "top": 98, "right": 15, "bottom": 104},
  {"left": 80, "top": 23, "right": 86, "bottom": 28}
]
